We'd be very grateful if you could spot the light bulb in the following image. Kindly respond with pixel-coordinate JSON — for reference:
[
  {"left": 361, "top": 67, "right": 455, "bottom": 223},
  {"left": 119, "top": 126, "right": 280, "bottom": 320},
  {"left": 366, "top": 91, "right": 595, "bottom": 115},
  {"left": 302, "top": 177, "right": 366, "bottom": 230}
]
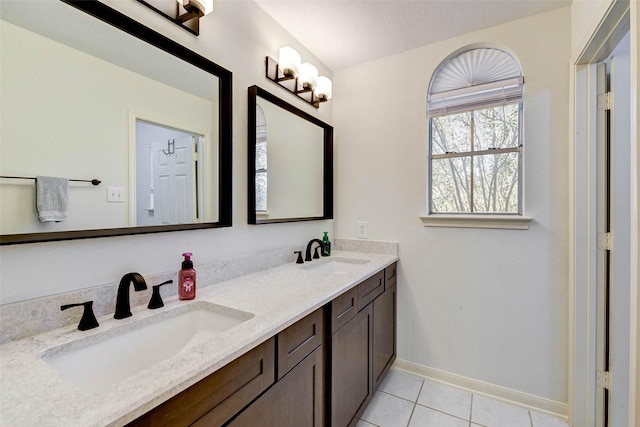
[
  {"left": 299, "top": 63, "right": 318, "bottom": 89},
  {"left": 177, "top": 0, "right": 213, "bottom": 16},
  {"left": 316, "top": 76, "right": 332, "bottom": 100},
  {"left": 278, "top": 47, "right": 301, "bottom": 78}
]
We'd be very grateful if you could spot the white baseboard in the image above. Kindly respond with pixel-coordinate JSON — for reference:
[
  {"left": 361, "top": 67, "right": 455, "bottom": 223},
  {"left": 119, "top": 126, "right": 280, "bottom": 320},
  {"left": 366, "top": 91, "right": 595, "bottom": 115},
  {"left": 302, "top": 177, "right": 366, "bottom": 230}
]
[{"left": 393, "top": 358, "right": 568, "bottom": 419}]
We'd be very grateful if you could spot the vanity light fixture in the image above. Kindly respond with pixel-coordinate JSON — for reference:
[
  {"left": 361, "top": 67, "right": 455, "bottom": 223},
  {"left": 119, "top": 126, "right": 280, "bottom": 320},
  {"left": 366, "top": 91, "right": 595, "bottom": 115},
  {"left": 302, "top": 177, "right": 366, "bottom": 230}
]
[
  {"left": 137, "top": 0, "right": 213, "bottom": 35},
  {"left": 265, "top": 47, "right": 332, "bottom": 108}
]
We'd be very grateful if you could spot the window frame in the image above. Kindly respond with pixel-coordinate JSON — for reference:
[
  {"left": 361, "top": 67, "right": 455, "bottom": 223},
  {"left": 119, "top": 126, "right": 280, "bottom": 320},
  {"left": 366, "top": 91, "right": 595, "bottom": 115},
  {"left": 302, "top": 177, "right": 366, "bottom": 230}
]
[
  {"left": 423, "top": 47, "right": 532, "bottom": 229},
  {"left": 255, "top": 103, "right": 268, "bottom": 215},
  {"left": 427, "top": 100, "right": 524, "bottom": 215}
]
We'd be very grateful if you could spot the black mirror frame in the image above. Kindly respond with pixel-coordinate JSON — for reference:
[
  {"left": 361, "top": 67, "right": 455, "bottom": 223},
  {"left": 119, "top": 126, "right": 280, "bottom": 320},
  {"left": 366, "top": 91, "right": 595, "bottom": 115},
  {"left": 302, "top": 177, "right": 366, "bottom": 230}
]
[
  {"left": 0, "top": 0, "right": 232, "bottom": 245},
  {"left": 247, "top": 85, "right": 333, "bottom": 224}
]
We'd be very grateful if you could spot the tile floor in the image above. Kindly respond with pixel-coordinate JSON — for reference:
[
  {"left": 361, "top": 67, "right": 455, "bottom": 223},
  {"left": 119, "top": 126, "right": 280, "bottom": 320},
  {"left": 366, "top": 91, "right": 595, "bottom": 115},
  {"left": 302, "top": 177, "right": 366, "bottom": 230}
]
[{"left": 357, "top": 369, "right": 570, "bottom": 427}]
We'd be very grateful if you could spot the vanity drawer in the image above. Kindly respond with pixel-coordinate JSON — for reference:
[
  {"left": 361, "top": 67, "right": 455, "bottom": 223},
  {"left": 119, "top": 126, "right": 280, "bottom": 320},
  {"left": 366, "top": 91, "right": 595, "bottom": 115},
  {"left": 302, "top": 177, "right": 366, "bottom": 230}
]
[
  {"left": 385, "top": 262, "right": 397, "bottom": 290},
  {"left": 331, "top": 286, "right": 359, "bottom": 333},
  {"left": 128, "top": 338, "right": 275, "bottom": 427},
  {"left": 357, "top": 271, "right": 384, "bottom": 311},
  {"left": 277, "top": 307, "right": 324, "bottom": 379}
]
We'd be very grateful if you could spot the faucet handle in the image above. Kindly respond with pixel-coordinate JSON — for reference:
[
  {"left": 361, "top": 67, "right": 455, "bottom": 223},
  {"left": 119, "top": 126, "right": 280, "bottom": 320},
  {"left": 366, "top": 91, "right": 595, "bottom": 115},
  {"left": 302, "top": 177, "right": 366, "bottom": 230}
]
[
  {"left": 294, "top": 251, "right": 304, "bottom": 264},
  {"left": 313, "top": 246, "right": 321, "bottom": 259},
  {"left": 147, "top": 280, "right": 174, "bottom": 309},
  {"left": 61, "top": 301, "right": 99, "bottom": 331}
]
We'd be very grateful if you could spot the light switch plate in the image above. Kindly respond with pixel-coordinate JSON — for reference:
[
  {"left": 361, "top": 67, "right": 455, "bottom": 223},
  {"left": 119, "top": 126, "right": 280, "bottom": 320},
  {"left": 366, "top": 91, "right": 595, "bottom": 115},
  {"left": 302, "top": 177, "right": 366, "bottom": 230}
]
[
  {"left": 107, "top": 186, "right": 125, "bottom": 203},
  {"left": 357, "top": 221, "right": 368, "bottom": 239}
]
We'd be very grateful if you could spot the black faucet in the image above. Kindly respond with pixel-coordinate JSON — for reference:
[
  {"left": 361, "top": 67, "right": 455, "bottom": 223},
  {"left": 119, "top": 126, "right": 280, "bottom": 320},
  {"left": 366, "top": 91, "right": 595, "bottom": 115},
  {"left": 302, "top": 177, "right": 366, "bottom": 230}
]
[
  {"left": 305, "top": 239, "right": 324, "bottom": 262},
  {"left": 61, "top": 301, "right": 99, "bottom": 331},
  {"left": 114, "top": 272, "right": 147, "bottom": 319}
]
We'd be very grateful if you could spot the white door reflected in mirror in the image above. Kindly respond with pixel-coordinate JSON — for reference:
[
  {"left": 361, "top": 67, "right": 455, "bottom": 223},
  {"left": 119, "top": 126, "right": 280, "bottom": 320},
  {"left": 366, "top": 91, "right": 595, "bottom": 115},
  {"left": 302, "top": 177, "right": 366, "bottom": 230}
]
[{"left": 135, "top": 120, "right": 206, "bottom": 227}]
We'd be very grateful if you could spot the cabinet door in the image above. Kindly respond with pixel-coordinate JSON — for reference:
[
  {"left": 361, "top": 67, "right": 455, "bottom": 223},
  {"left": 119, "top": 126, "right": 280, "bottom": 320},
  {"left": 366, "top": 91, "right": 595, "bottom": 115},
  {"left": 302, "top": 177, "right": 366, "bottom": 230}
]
[
  {"left": 227, "top": 345, "right": 324, "bottom": 427},
  {"left": 373, "top": 284, "right": 396, "bottom": 390},
  {"left": 331, "top": 304, "right": 373, "bottom": 427}
]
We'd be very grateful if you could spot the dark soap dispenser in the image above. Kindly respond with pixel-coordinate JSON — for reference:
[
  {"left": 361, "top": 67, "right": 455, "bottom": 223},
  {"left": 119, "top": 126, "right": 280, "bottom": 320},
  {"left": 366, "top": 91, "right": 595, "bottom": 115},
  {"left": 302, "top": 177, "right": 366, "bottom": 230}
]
[{"left": 322, "top": 231, "right": 331, "bottom": 256}]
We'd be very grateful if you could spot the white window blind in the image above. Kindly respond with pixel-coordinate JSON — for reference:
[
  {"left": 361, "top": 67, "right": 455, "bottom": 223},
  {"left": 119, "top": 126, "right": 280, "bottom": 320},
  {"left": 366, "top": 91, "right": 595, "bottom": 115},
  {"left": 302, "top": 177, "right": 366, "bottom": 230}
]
[{"left": 428, "top": 49, "right": 523, "bottom": 117}]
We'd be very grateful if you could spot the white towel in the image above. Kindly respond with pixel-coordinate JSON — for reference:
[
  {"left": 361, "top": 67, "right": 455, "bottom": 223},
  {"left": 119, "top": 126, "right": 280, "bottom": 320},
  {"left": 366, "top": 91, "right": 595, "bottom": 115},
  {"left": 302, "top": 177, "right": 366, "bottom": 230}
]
[{"left": 36, "top": 176, "right": 69, "bottom": 222}]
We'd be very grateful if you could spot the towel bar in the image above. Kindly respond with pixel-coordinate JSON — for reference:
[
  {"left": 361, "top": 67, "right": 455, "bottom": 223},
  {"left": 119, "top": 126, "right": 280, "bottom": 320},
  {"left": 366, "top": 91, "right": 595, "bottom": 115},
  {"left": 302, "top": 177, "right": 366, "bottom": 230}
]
[{"left": 0, "top": 176, "right": 101, "bottom": 186}]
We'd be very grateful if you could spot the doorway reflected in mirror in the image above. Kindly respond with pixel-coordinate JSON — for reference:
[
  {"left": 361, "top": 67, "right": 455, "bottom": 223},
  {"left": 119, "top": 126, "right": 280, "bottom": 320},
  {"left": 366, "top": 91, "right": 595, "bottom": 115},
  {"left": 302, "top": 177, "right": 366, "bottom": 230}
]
[{"left": 135, "top": 120, "right": 208, "bottom": 227}]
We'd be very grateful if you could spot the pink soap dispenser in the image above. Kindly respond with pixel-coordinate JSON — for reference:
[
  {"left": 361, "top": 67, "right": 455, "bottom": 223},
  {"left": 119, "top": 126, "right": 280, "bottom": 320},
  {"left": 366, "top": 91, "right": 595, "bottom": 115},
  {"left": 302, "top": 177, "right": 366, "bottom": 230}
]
[{"left": 179, "top": 252, "right": 196, "bottom": 300}]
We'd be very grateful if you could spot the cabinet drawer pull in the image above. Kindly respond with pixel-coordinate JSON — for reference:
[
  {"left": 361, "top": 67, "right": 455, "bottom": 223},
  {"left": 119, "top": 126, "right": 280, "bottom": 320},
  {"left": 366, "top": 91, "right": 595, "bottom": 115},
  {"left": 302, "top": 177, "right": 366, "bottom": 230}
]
[
  {"left": 288, "top": 326, "right": 317, "bottom": 357},
  {"left": 357, "top": 271, "right": 384, "bottom": 311},
  {"left": 336, "top": 298, "right": 355, "bottom": 320},
  {"left": 360, "top": 280, "right": 382, "bottom": 299},
  {"left": 331, "top": 287, "right": 359, "bottom": 333},
  {"left": 277, "top": 308, "right": 324, "bottom": 379}
]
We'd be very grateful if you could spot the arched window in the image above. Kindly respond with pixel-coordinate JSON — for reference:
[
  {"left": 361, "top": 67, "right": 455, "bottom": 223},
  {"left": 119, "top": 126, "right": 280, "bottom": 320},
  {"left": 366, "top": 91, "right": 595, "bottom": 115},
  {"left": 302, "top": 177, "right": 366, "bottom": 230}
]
[{"left": 427, "top": 47, "right": 524, "bottom": 215}]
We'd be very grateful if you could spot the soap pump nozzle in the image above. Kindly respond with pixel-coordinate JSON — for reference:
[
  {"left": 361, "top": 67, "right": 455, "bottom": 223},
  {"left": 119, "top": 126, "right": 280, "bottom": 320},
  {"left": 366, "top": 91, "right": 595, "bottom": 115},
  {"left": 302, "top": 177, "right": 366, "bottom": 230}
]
[{"left": 182, "top": 252, "right": 193, "bottom": 269}]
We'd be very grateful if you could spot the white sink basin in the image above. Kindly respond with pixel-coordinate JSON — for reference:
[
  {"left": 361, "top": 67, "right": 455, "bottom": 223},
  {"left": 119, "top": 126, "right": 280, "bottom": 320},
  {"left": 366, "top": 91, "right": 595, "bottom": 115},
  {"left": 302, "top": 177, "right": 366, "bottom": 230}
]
[
  {"left": 301, "top": 257, "right": 371, "bottom": 274},
  {"left": 40, "top": 301, "right": 253, "bottom": 390}
]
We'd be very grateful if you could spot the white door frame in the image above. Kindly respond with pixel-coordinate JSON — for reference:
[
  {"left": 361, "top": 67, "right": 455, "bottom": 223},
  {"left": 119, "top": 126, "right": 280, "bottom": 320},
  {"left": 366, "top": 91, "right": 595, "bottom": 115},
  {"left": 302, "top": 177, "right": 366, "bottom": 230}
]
[{"left": 571, "top": 0, "right": 639, "bottom": 426}]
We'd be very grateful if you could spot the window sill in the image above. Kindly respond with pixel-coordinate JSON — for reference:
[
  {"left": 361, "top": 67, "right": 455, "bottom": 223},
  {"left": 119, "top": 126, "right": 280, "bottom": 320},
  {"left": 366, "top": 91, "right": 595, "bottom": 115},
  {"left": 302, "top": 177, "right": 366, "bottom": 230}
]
[{"left": 419, "top": 214, "right": 532, "bottom": 230}]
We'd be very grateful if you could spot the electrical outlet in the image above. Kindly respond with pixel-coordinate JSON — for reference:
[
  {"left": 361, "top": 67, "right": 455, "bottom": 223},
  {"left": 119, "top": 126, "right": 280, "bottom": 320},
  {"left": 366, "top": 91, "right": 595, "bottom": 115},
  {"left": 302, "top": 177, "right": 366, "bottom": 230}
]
[
  {"left": 107, "top": 186, "right": 125, "bottom": 203},
  {"left": 357, "top": 221, "right": 368, "bottom": 239}
]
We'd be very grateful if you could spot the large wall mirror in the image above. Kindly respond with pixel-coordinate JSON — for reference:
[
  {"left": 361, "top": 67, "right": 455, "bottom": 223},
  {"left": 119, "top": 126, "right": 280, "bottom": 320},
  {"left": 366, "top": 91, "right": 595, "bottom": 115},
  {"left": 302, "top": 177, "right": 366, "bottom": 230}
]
[
  {"left": 0, "top": 0, "right": 232, "bottom": 245},
  {"left": 248, "top": 86, "right": 333, "bottom": 224}
]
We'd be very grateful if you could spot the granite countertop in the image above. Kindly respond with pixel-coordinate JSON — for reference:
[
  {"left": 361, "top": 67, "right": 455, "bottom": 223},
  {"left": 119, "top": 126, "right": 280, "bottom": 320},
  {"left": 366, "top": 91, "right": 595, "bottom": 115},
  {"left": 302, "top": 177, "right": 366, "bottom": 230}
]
[{"left": 0, "top": 251, "right": 397, "bottom": 426}]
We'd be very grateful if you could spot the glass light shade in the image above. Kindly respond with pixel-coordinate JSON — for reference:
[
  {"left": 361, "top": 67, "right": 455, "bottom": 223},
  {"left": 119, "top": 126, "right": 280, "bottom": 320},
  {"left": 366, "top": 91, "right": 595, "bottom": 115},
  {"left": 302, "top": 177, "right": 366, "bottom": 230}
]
[
  {"left": 278, "top": 46, "right": 301, "bottom": 78},
  {"left": 299, "top": 62, "right": 318, "bottom": 89},
  {"left": 177, "top": 0, "right": 213, "bottom": 15},
  {"left": 316, "top": 76, "right": 332, "bottom": 99}
]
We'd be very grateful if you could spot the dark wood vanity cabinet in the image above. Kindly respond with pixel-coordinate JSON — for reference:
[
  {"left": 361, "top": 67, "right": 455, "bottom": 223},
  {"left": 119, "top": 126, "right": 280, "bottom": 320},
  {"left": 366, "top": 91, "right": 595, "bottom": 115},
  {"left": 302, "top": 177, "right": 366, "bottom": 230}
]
[
  {"left": 227, "top": 346, "right": 324, "bottom": 426},
  {"left": 127, "top": 338, "right": 276, "bottom": 427},
  {"left": 227, "top": 307, "right": 325, "bottom": 426},
  {"left": 330, "top": 303, "right": 373, "bottom": 427},
  {"left": 330, "top": 264, "right": 397, "bottom": 427},
  {"left": 128, "top": 308, "right": 323, "bottom": 427},
  {"left": 127, "top": 262, "right": 396, "bottom": 427},
  {"left": 373, "top": 264, "right": 397, "bottom": 390}
]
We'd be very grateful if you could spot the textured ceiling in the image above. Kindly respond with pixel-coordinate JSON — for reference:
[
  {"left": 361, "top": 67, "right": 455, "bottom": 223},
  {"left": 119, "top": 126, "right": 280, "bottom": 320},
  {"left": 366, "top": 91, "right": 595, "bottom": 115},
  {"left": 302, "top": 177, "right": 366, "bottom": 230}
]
[{"left": 253, "top": 0, "right": 571, "bottom": 71}]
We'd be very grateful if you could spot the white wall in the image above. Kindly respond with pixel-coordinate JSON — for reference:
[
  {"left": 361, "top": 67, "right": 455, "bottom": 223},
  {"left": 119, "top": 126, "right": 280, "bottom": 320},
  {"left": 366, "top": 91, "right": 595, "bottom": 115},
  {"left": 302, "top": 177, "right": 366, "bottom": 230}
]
[
  {"left": 333, "top": 7, "right": 571, "bottom": 404},
  {"left": 0, "top": 0, "right": 333, "bottom": 304},
  {"left": 571, "top": 0, "right": 617, "bottom": 59}
]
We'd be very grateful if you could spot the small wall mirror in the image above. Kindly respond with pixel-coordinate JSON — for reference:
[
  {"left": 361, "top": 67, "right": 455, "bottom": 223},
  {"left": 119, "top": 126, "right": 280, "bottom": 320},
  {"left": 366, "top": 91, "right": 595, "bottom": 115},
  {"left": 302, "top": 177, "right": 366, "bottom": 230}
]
[
  {"left": 0, "top": 0, "right": 232, "bottom": 245},
  {"left": 248, "top": 86, "right": 333, "bottom": 224}
]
